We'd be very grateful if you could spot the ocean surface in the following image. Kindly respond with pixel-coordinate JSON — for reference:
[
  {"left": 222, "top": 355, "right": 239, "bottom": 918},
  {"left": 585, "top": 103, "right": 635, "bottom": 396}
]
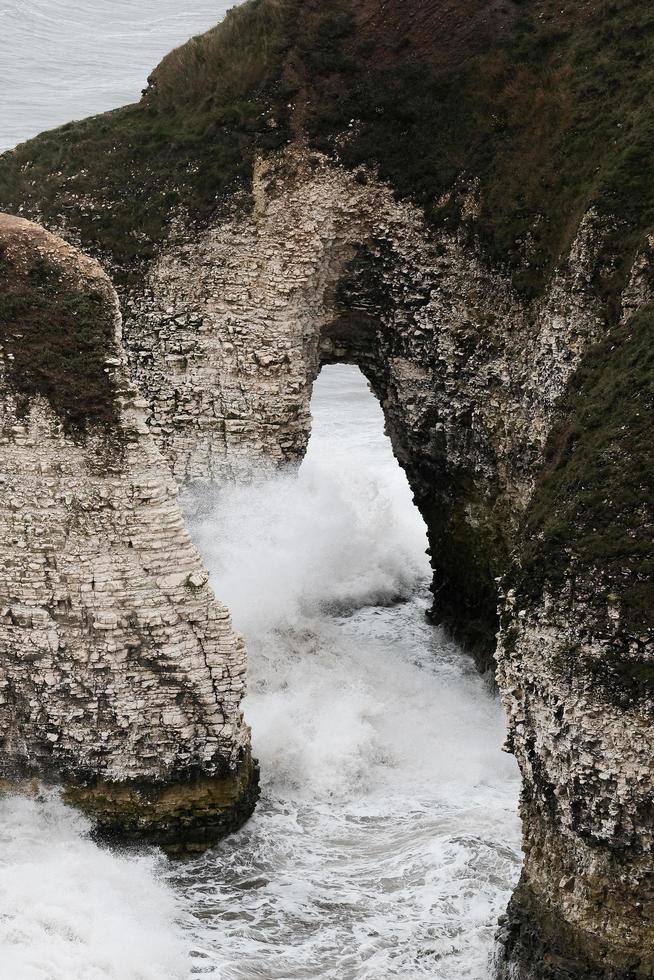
[
  {"left": 0, "top": 6, "right": 522, "bottom": 978},
  {"left": 0, "top": 0, "right": 232, "bottom": 152}
]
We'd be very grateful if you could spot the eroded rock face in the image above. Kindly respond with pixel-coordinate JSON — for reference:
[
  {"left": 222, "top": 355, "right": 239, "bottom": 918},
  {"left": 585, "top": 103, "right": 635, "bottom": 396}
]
[
  {"left": 122, "top": 148, "right": 606, "bottom": 656},
  {"left": 0, "top": 0, "right": 651, "bottom": 967},
  {"left": 496, "top": 591, "right": 654, "bottom": 977},
  {"left": 115, "top": 149, "right": 652, "bottom": 973},
  {"left": 494, "top": 292, "right": 654, "bottom": 975},
  {"left": 0, "top": 215, "right": 257, "bottom": 851}
]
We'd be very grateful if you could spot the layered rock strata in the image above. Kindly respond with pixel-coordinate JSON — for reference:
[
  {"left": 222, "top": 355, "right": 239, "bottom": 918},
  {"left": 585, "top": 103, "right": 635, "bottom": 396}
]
[
  {"left": 0, "top": 214, "right": 257, "bottom": 851},
  {"left": 13, "top": 142, "right": 648, "bottom": 972},
  {"left": 495, "top": 289, "right": 654, "bottom": 977}
]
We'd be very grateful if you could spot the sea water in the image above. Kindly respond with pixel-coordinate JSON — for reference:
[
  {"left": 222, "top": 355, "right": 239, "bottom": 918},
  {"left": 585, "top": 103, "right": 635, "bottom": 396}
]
[
  {"left": 0, "top": 0, "right": 230, "bottom": 152},
  {"left": 175, "top": 366, "right": 521, "bottom": 979},
  {"left": 0, "top": 368, "right": 521, "bottom": 979}
]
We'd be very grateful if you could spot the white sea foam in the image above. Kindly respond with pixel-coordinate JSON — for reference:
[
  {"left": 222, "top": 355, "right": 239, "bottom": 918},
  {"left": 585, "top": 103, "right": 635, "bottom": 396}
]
[
  {"left": 0, "top": 791, "right": 187, "bottom": 980},
  {"left": 174, "top": 366, "right": 522, "bottom": 979}
]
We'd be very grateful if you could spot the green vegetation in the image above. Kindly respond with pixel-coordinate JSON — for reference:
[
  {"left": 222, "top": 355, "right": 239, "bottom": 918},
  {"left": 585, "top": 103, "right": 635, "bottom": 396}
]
[
  {"left": 2, "top": 0, "right": 654, "bottom": 299},
  {"left": 0, "top": 0, "right": 293, "bottom": 272},
  {"left": 293, "top": 0, "right": 654, "bottom": 298},
  {"left": 518, "top": 304, "right": 654, "bottom": 635},
  {"left": 0, "top": 247, "right": 119, "bottom": 432}
]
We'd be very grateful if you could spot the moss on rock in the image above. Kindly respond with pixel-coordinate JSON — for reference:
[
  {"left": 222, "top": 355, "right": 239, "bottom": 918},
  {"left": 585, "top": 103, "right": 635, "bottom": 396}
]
[
  {"left": 3, "top": 0, "right": 654, "bottom": 298},
  {"left": 421, "top": 491, "right": 509, "bottom": 670},
  {"left": 0, "top": 225, "right": 121, "bottom": 434},
  {"left": 63, "top": 751, "right": 260, "bottom": 855},
  {"left": 291, "top": 0, "right": 654, "bottom": 300},
  {"left": 497, "top": 872, "right": 652, "bottom": 979},
  {"left": 518, "top": 304, "right": 654, "bottom": 638}
]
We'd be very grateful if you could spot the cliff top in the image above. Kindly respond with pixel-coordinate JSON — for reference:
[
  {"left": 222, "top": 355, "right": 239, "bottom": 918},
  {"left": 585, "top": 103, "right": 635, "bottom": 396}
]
[
  {"left": 0, "top": 214, "right": 121, "bottom": 432},
  {"left": 1, "top": 0, "right": 653, "bottom": 301}
]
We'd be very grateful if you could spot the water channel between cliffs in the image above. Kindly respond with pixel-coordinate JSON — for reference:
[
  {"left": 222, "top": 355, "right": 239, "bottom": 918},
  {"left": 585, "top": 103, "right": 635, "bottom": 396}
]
[{"left": 0, "top": 365, "right": 522, "bottom": 979}]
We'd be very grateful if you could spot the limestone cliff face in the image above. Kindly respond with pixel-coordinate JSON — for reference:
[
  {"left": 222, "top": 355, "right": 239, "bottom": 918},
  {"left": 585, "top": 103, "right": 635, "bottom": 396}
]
[
  {"left": 126, "top": 149, "right": 606, "bottom": 654},
  {"left": 0, "top": 0, "right": 652, "bottom": 975},
  {"left": 0, "top": 215, "right": 257, "bottom": 850},
  {"left": 496, "top": 590, "right": 654, "bottom": 978},
  {"left": 87, "top": 147, "right": 653, "bottom": 973},
  {"left": 495, "top": 284, "right": 654, "bottom": 977}
]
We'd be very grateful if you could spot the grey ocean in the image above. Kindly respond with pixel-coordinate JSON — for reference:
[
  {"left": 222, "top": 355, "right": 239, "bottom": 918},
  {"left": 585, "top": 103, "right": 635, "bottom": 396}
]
[
  {"left": 0, "top": 1, "right": 229, "bottom": 152},
  {"left": 0, "top": 6, "right": 522, "bottom": 978}
]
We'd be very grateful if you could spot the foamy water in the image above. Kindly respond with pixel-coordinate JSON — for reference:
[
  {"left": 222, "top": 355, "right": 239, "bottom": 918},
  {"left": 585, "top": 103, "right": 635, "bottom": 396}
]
[
  {"left": 0, "top": 792, "right": 186, "bottom": 980},
  {"left": 174, "top": 366, "right": 522, "bottom": 979},
  {"left": 0, "top": 367, "right": 521, "bottom": 979}
]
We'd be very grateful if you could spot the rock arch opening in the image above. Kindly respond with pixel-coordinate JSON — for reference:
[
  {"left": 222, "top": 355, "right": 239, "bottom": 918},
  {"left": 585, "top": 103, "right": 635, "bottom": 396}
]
[
  {"left": 135, "top": 152, "right": 514, "bottom": 667},
  {"left": 313, "top": 238, "right": 505, "bottom": 669}
]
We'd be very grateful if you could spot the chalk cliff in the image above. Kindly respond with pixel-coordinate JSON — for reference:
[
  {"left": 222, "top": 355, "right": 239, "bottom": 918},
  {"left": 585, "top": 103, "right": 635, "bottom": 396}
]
[
  {"left": 0, "top": 214, "right": 257, "bottom": 851},
  {"left": 0, "top": 0, "right": 652, "bottom": 975}
]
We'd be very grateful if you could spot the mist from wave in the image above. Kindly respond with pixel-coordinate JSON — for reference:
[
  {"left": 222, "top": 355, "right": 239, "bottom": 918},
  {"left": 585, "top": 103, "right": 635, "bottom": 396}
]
[
  {"left": 0, "top": 791, "right": 187, "bottom": 980},
  {"left": 176, "top": 365, "right": 522, "bottom": 979}
]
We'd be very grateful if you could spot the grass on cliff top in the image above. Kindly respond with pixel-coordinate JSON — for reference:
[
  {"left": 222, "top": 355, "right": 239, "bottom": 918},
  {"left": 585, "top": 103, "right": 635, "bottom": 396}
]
[
  {"left": 2, "top": 0, "right": 654, "bottom": 299},
  {"left": 0, "top": 0, "right": 293, "bottom": 272},
  {"left": 0, "top": 245, "right": 119, "bottom": 433},
  {"left": 293, "top": 0, "right": 654, "bottom": 299},
  {"left": 517, "top": 303, "right": 654, "bottom": 636}
]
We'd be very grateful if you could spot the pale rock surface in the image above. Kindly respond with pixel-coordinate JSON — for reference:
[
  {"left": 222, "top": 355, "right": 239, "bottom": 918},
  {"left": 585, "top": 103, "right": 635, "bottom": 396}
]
[
  {"left": 0, "top": 215, "right": 254, "bottom": 846},
  {"left": 2, "top": 140, "right": 652, "bottom": 969},
  {"left": 113, "top": 148, "right": 651, "bottom": 973}
]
